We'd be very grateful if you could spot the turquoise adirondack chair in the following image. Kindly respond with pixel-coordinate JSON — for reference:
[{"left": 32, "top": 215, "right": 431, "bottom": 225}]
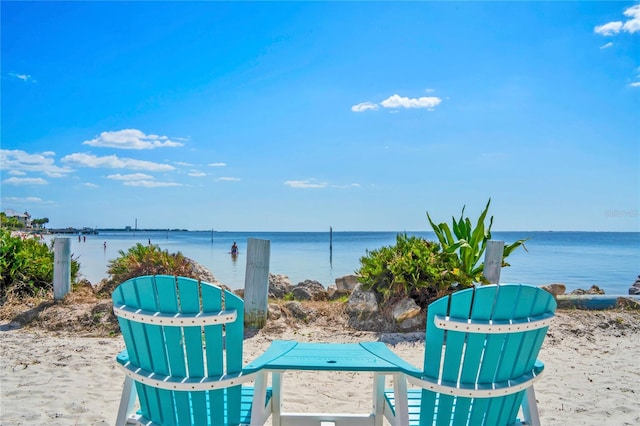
[
  {"left": 380, "top": 284, "right": 556, "bottom": 426},
  {"left": 112, "top": 275, "right": 277, "bottom": 426}
]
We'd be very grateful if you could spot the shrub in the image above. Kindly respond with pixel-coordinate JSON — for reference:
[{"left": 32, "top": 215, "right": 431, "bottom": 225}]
[
  {"left": 0, "top": 229, "right": 80, "bottom": 303},
  {"left": 106, "top": 243, "right": 194, "bottom": 285},
  {"left": 356, "top": 233, "right": 469, "bottom": 308}
]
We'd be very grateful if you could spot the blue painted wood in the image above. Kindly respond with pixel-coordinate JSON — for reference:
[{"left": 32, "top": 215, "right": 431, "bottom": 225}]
[
  {"left": 201, "top": 281, "right": 225, "bottom": 425},
  {"left": 224, "top": 290, "right": 245, "bottom": 425},
  {"left": 420, "top": 295, "right": 448, "bottom": 424},
  {"left": 439, "top": 289, "right": 473, "bottom": 426},
  {"left": 155, "top": 275, "right": 190, "bottom": 425},
  {"left": 116, "top": 276, "right": 161, "bottom": 423},
  {"left": 138, "top": 276, "right": 176, "bottom": 425},
  {"left": 360, "top": 342, "right": 422, "bottom": 374},
  {"left": 447, "top": 291, "right": 478, "bottom": 425},
  {"left": 385, "top": 284, "right": 556, "bottom": 426},
  {"left": 177, "top": 277, "right": 207, "bottom": 425},
  {"left": 481, "top": 285, "right": 520, "bottom": 426},
  {"left": 261, "top": 342, "right": 413, "bottom": 372},
  {"left": 113, "top": 275, "right": 272, "bottom": 425}
]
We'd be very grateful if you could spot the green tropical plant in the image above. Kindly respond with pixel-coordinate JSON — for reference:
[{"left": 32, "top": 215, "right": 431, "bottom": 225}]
[
  {"left": 0, "top": 229, "right": 80, "bottom": 302},
  {"left": 0, "top": 213, "right": 24, "bottom": 230},
  {"left": 107, "top": 243, "right": 194, "bottom": 285},
  {"left": 427, "top": 199, "right": 527, "bottom": 284},
  {"left": 357, "top": 233, "right": 467, "bottom": 308},
  {"left": 32, "top": 217, "right": 49, "bottom": 228}
]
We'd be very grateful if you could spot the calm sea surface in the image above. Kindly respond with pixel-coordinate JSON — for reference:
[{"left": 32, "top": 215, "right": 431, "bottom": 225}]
[{"left": 51, "top": 231, "right": 639, "bottom": 295}]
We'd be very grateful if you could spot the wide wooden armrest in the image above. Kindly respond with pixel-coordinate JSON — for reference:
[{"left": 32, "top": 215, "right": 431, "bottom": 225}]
[
  {"left": 244, "top": 340, "right": 298, "bottom": 373},
  {"left": 359, "top": 341, "right": 422, "bottom": 375}
]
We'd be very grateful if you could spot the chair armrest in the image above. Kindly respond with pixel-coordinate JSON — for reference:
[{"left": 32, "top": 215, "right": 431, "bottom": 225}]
[
  {"left": 533, "top": 359, "right": 544, "bottom": 375},
  {"left": 359, "top": 341, "right": 422, "bottom": 375},
  {"left": 116, "top": 349, "right": 129, "bottom": 366},
  {"left": 244, "top": 340, "right": 298, "bottom": 373}
]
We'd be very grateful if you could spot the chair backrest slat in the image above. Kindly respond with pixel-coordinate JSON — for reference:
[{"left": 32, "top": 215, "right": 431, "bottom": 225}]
[
  {"left": 155, "top": 275, "right": 191, "bottom": 425},
  {"left": 223, "top": 290, "right": 245, "bottom": 425},
  {"left": 201, "top": 280, "right": 226, "bottom": 425}
]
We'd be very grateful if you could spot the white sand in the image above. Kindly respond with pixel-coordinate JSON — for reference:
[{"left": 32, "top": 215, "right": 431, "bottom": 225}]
[{"left": 1, "top": 310, "right": 639, "bottom": 425}]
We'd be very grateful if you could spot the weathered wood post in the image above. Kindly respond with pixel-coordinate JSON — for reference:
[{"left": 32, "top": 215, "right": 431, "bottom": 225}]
[
  {"left": 329, "top": 226, "right": 333, "bottom": 264},
  {"left": 484, "top": 240, "right": 504, "bottom": 284},
  {"left": 53, "top": 237, "right": 71, "bottom": 301},
  {"left": 244, "top": 238, "right": 270, "bottom": 329}
]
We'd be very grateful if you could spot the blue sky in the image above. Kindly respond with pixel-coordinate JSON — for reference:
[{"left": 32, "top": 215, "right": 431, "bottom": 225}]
[{"left": 1, "top": 1, "right": 638, "bottom": 232}]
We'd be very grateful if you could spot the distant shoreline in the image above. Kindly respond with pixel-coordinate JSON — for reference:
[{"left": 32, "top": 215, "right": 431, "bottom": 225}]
[{"left": 46, "top": 228, "right": 640, "bottom": 234}]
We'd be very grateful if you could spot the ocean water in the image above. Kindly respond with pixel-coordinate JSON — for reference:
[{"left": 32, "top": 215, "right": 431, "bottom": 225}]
[{"left": 52, "top": 231, "right": 639, "bottom": 295}]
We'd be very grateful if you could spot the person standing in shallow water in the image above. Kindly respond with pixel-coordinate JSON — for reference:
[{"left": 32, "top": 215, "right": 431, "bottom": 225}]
[{"left": 231, "top": 242, "right": 238, "bottom": 255}]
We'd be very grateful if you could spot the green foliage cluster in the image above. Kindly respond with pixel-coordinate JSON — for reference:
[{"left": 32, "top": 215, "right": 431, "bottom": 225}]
[
  {"left": 0, "top": 229, "right": 80, "bottom": 303},
  {"left": 357, "top": 200, "right": 527, "bottom": 309},
  {"left": 357, "top": 234, "right": 467, "bottom": 307},
  {"left": 32, "top": 217, "right": 49, "bottom": 228},
  {"left": 0, "top": 213, "right": 23, "bottom": 229},
  {"left": 428, "top": 199, "right": 527, "bottom": 283},
  {"left": 107, "top": 243, "right": 194, "bottom": 284}
]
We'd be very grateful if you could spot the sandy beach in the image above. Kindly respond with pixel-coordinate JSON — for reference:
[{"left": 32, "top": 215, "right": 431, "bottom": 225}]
[{"left": 1, "top": 307, "right": 639, "bottom": 425}]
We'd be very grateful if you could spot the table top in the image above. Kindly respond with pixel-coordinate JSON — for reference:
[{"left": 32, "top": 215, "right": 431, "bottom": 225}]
[{"left": 248, "top": 340, "right": 419, "bottom": 373}]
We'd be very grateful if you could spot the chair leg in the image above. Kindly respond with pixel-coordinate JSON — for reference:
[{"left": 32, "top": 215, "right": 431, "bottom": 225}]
[
  {"left": 521, "top": 386, "right": 541, "bottom": 426},
  {"left": 250, "top": 372, "right": 270, "bottom": 425},
  {"left": 115, "top": 376, "right": 137, "bottom": 426},
  {"left": 390, "top": 374, "right": 409, "bottom": 426}
]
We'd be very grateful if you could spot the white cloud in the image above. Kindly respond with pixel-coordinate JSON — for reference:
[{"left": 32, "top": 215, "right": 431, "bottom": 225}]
[
  {"left": 8, "top": 170, "right": 26, "bottom": 176},
  {"left": 623, "top": 4, "right": 640, "bottom": 33},
  {"left": 2, "top": 177, "right": 48, "bottom": 185},
  {"left": 83, "top": 129, "right": 185, "bottom": 149},
  {"left": 380, "top": 94, "right": 442, "bottom": 109},
  {"left": 600, "top": 42, "right": 614, "bottom": 49},
  {"left": 216, "top": 177, "right": 241, "bottom": 182},
  {"left": 284, "top": 179, "right": 328, "bottom": 189},
  {"left": 351, "top": 102, "right": 379, "bottom": 112},
  {"left": 332, "top": 183, "right": 361, "bottom": 188},
  {"left": 630, "top": 82, "right": 640, "bottom": 87},
  {"left": 2, "top": 196, "right": 50, "bottom": 204},
  {"left": 107, "top": 173, "right": 155, "bottom": 181},
  {"left": 188, "top": 171, "right": 206, "bottom": 177},
  {"left": 9, "top": 73, "right": 36, "bottom": 82},
  {"left": 105, "top": 172, "right": 180, "bottom": 187},
  {"left": 595, "top": 4, "right": 640, "bottom": 35},
  {"left": 595, "top": 21, "right": 623, "bottom": 36},
  {"left": 352, "top": 93, "right": 443, "bottom": 113},
  {"left": 124, "top": 180, "right": 182, "bottom": 188},
  {"left": 208, "top": 162, "right": 227, "bottom": 167},
  {"left": 0, "top": 149, "right": 73, "bottom": 177},
  {"left": 61, "top": 153, "right": 175, "bottom": 171},
  {"left": 83, "top": 183, "right": 99, "bottom": 188}
]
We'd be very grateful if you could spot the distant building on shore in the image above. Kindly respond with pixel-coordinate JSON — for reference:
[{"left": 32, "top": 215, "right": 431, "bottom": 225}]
[{"left": 3, "top": 209, "right": 32, "bottom": 228}]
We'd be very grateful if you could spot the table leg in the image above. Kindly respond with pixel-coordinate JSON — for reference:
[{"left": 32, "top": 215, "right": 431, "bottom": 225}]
[
  {"left": 271, "top": 372, "right": 283, "bottom": 426},
  {"left": 372, "top": 373, "right": 384, "bottom": 426}
]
